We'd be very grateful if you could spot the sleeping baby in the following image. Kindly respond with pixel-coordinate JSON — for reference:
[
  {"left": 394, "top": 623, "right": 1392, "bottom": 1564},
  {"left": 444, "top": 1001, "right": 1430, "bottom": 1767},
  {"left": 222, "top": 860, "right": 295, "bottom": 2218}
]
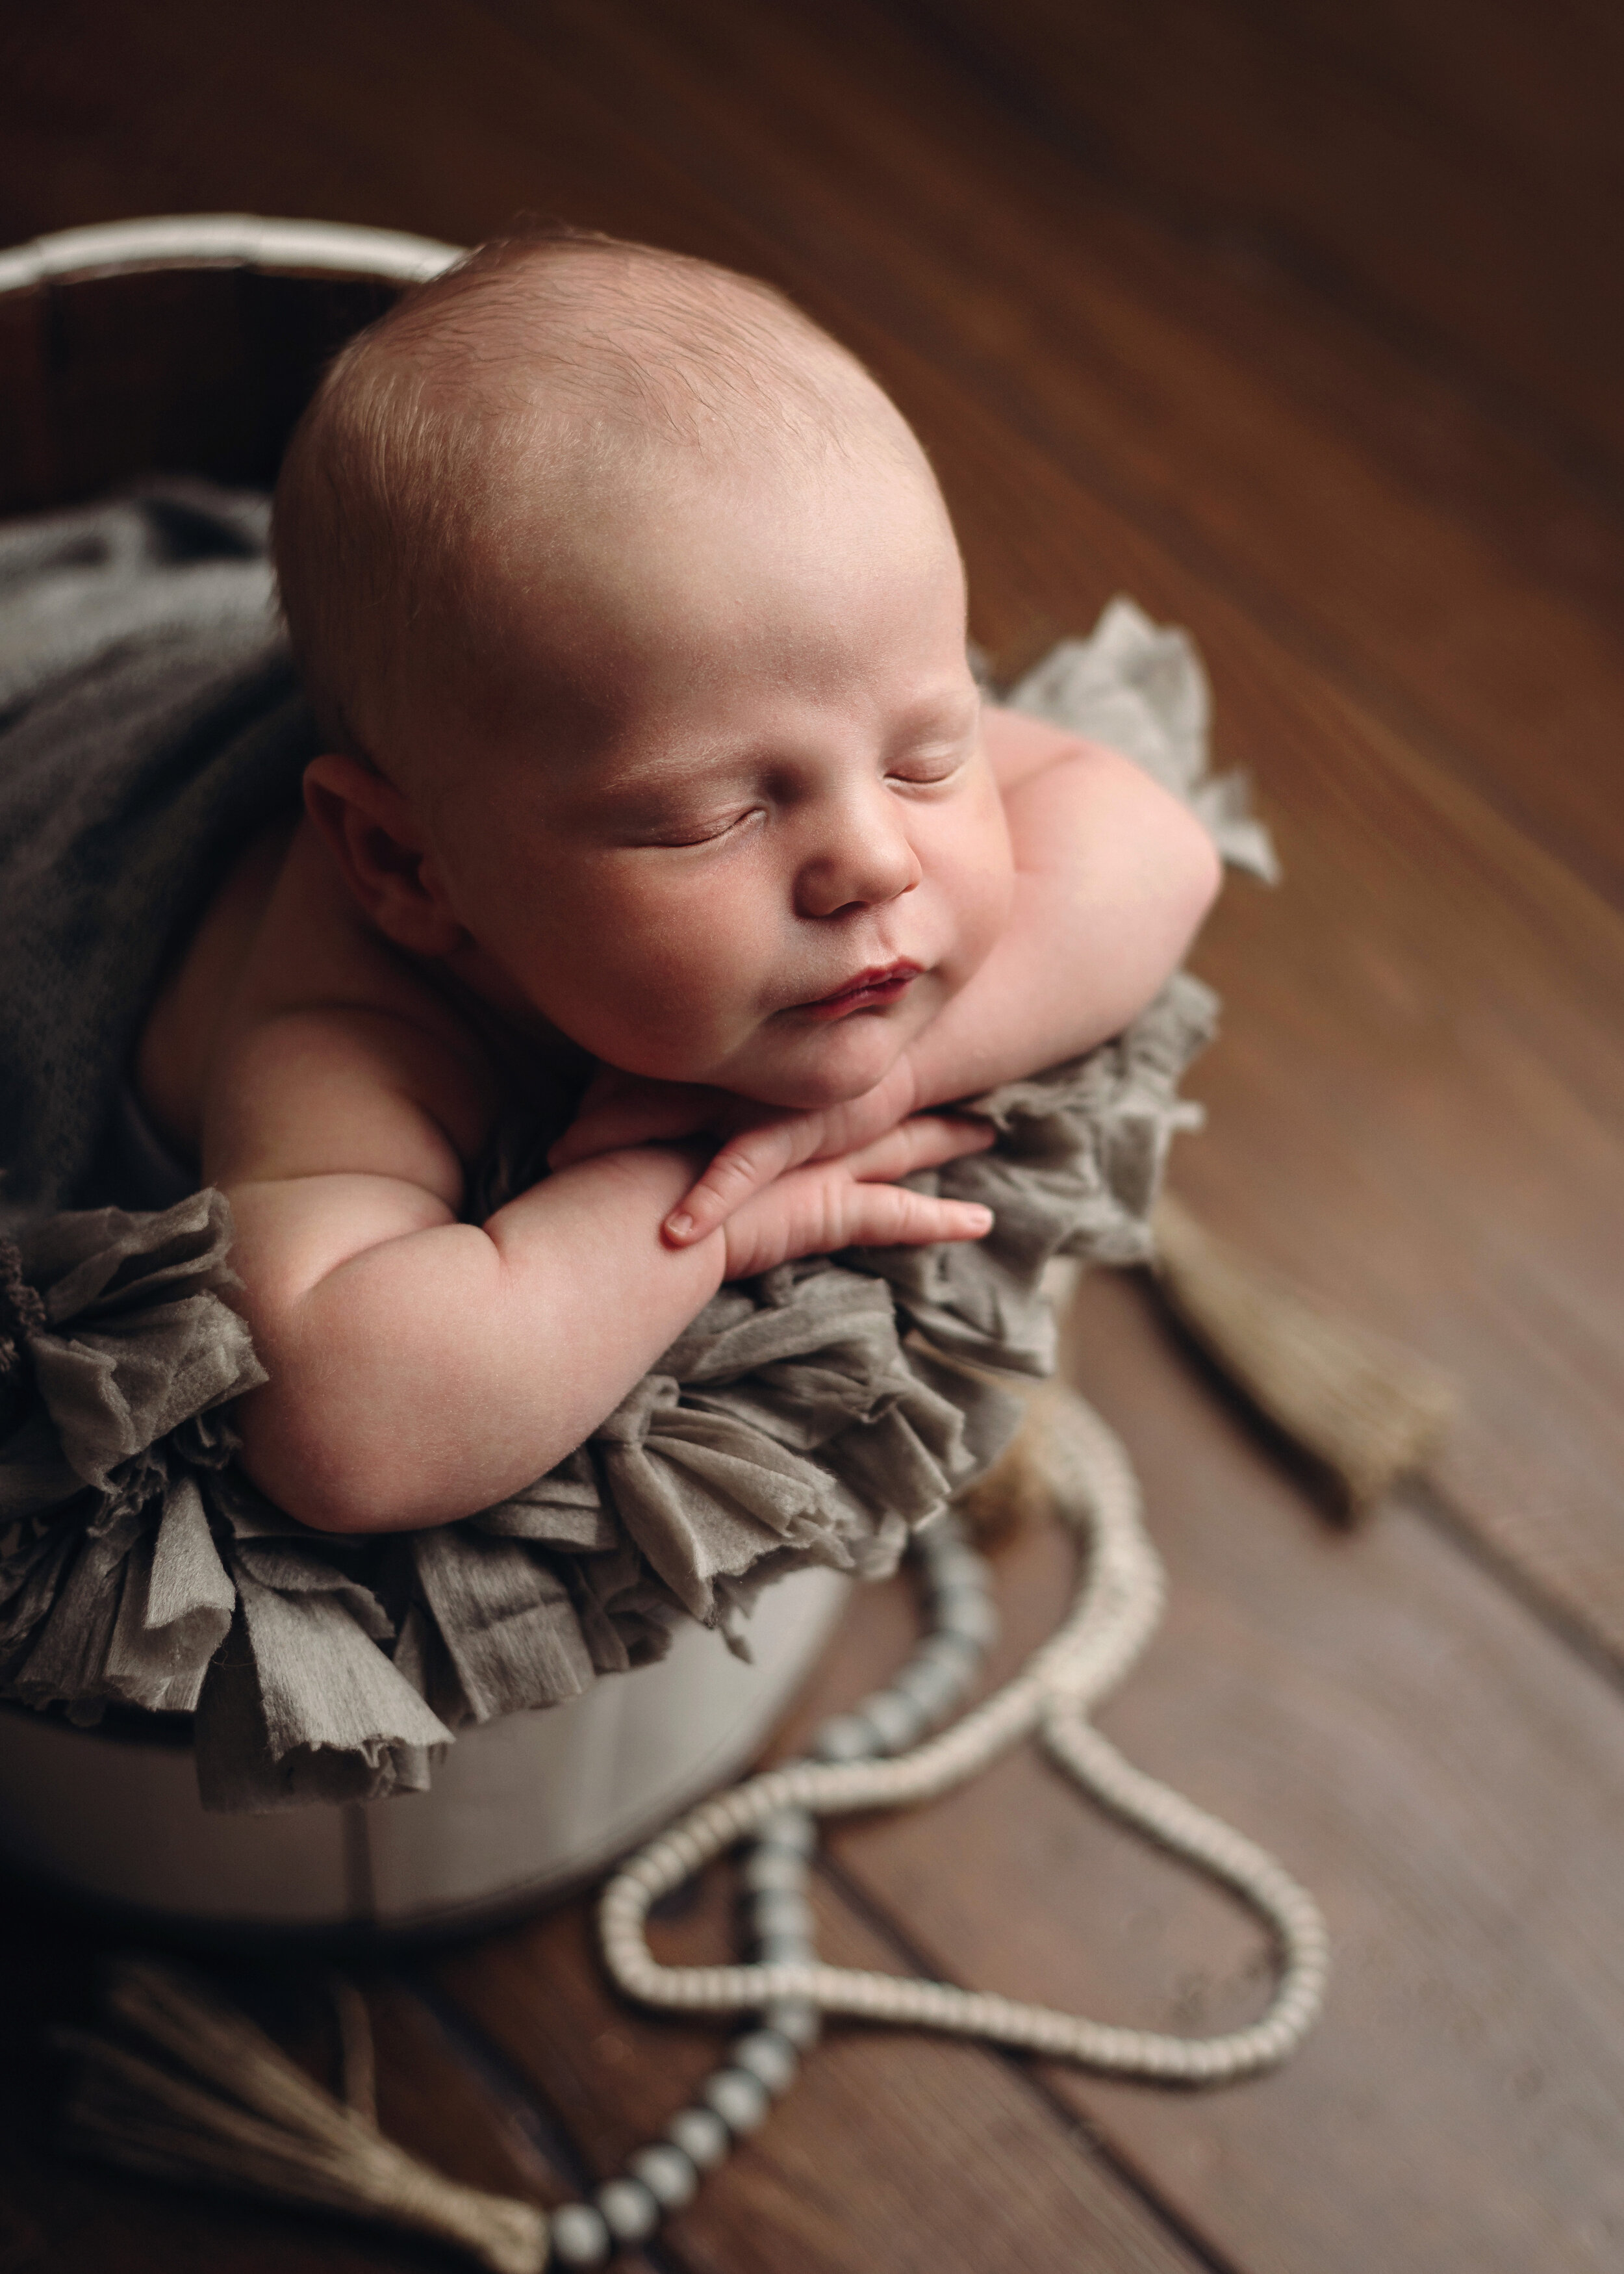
[{"left": 132, "top": 229, "right": 1219, "bottom": 1536}]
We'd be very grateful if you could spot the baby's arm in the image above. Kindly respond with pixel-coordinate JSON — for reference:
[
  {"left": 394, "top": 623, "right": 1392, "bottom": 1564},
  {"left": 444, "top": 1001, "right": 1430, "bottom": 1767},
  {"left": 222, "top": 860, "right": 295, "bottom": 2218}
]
[
  {"left": 903, "top": 708, "right": 1221, "bottom": 1106},
  {"left": 215, "top": 1004, "right": 991, "bottom": 1535}
]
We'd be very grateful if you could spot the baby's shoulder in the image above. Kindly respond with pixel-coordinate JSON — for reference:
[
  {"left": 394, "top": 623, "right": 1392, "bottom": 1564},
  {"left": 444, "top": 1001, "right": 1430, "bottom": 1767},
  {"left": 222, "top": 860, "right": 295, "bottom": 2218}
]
[{"left": 137, "top": 813, "right": 501, "bottom": 1181}]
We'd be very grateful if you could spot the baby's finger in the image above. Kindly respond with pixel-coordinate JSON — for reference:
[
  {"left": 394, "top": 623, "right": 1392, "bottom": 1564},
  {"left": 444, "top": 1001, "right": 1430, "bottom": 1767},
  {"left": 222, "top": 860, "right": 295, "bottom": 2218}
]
[
  {"left": 842, "top": 1114, "right": 996, "bottom": 1186},
  {"left": 663, "top": 1120, "right": 813, "bottom": 1244},
  {"left": 839, "top": 1184, "right": 995, "bottom": 1250}
]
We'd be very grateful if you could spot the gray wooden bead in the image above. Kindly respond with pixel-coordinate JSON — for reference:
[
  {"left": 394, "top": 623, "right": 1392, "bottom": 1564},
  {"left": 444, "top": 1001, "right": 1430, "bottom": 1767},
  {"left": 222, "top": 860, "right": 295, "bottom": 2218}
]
[
  {"left": 811, "top": 1711, "right": 876, "bottom": 1763},
  {"left": 548, "top": 2201, "right": 611, "bottom": 2266},
  {"left": 595, "top": 2177, "right": 659, "bottom": 2245},
  {"left": 917, "top": 1631, "right": 982, "bottom": 1678},
  {"left": 859, "top": 1688, "right": 928, "bottom": 1753},
  {"left": 731, "top": 2028, "right": 799, "bottom": 2095},
  {"left": 932, "top": 1589, "right": 999, "bottom": 1648},
  {"left": 755, "top": 1929, "right": 813, "bottom": 1964},
  {"left": 925, "top": 1548, "right": 986, "bottom": 1592},
  {"left": 704, "top": 2065, "right": 771, "bottom": 2134},
  {"left": 742, "top": 1846, "right": 806, "bottom": 1895},
  {"left": 752, "top": 1809, "right": 816, "bottom": 1856},
  {"left": 892, "top": 1655, "right": 967, "bottom": 1721},
  {"left": 667, "top": 2105, "right": 731, "bottom": 2170},
  {"left": 750, "top": 1888, "right": 813, "bottom": 1940},
  {"left": 628, "top": 2143, "right": 698, "bottom": 2209},
  {"left": 765, "top": 1998, "right": 822, "bottom": 2049}
]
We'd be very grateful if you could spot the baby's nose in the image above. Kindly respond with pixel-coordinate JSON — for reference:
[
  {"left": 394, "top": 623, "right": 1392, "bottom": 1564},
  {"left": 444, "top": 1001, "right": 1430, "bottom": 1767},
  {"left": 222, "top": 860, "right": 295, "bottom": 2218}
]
[{"left": 794, "top": 797, "right": 922, "bottom": 917}]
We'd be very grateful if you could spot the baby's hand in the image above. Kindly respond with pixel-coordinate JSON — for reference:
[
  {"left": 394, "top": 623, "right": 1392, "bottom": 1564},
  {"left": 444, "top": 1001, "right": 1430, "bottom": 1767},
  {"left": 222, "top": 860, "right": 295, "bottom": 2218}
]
[
  {"left": 550, "top": 1060, "right": 925, "bottom": 1246},
  {"left": 665, "top": 1058, "right": 919, "bottom": 1244},
  {"left": 717, "top": 1112, "right": 996, "bottom": 1280}
]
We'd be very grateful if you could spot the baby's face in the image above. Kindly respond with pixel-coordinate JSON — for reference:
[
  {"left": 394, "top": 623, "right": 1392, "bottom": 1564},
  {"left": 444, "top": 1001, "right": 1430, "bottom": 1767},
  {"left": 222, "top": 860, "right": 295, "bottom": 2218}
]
[{"left": 424, "top": 443, "right": 1013, "bottom": 1109}]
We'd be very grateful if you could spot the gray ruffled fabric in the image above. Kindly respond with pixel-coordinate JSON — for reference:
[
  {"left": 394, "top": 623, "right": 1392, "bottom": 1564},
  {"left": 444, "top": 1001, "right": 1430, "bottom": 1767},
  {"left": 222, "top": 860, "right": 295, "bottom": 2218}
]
[
  {"left": 0, "top": 481, "right": 1240, "bottom": 1812},
  {"left": 0, "top": 975, "right": 1213, "bottom": 1810},
  {"left": 0, "top": 483, "right": 311, "bottom": 1233}
]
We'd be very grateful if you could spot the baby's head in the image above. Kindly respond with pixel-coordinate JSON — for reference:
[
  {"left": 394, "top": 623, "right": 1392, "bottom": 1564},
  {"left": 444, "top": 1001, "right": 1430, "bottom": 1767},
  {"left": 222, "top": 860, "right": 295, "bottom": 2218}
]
[{"left": 275, "top": 231, "right": 1011, "bottom": 1108}]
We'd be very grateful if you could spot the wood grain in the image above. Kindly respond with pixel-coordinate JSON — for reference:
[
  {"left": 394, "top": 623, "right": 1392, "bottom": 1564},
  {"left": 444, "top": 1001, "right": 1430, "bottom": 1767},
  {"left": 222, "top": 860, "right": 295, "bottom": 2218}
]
[
  {"left": 896, "top": 0, "right": 1624, "bottom": 479},
  {"left": 763, "top": 1273, "right": 1624, "bottom": 2272},
  {"left": 432, "top": 1865, "right": 1209, "bottom": 2274}
]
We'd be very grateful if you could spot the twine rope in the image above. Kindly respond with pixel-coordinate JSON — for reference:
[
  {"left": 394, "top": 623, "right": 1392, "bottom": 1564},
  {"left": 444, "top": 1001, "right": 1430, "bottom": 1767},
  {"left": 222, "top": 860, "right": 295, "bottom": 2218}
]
[{"left": 600, "top": 1386, "right": 1330, "bottom": 2084}]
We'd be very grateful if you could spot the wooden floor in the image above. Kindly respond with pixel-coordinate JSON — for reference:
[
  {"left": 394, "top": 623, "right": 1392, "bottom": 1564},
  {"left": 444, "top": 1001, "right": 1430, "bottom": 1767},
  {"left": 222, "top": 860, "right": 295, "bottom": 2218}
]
[{"left": 1, "top": 5, "right": 1621, "bottom": 2267}]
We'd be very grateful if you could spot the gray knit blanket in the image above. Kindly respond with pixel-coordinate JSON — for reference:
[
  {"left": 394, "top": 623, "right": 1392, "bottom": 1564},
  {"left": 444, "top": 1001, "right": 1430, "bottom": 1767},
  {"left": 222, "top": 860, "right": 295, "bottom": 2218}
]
[{"left": 0, "top": 485, "right": 1258, "bottom": 1813}]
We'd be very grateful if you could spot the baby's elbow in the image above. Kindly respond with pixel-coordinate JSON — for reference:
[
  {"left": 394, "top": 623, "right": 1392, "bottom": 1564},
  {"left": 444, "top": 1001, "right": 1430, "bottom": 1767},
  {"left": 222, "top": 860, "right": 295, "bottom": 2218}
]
[
  {"left": 1180, "top": 809, "right": 1224, "bottom": 938},
  {"left": 233, "top": 1385, "right": 423, "bottom": 1535}
]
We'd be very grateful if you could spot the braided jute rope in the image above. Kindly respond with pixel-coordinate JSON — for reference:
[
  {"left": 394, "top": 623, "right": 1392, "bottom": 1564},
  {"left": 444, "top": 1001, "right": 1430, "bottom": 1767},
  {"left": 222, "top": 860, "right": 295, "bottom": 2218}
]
[{"left": 600, "top": 1386, "right": 1330, "bottom": 2083}]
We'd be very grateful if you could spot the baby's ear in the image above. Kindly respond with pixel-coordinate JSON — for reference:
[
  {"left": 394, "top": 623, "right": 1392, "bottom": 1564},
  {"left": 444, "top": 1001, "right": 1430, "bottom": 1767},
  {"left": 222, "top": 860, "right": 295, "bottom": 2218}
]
[{"left": 303, "top": 754, "right": 466, "bottom": 957}]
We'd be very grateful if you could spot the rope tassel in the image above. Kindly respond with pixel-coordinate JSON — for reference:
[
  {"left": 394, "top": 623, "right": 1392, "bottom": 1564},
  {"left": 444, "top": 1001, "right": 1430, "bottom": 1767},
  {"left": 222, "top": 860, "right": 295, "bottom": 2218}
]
[
  {"left": 1151, "top": 1193, "right": 1456, "bottom": 1515},
  {"left": 55, "top": 1961, "right": 548, "bottom": 2274}
]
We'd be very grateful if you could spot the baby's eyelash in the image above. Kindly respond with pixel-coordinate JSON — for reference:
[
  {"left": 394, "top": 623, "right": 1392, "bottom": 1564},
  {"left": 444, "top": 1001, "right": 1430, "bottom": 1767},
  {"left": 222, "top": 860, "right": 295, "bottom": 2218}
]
[
  {"left": 887, "top": 751, "right": 967, "bottom": 786},
  {"left": 647, "top": 808, "right": 761, "bottom": 849}
]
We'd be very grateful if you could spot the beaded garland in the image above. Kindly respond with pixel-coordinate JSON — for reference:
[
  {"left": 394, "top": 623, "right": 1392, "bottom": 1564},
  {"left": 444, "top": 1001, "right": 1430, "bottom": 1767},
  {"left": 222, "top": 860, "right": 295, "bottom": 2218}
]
[
  {"left": 542, "top": 1510, "right": 987, "bottom": 2266},
  {"left": 541, "top": 1390, "right": 1330, "bottom": 2264}
]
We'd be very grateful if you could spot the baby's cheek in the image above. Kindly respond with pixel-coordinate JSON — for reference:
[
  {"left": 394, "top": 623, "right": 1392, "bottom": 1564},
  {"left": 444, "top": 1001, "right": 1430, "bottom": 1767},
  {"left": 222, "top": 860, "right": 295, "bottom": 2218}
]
[{"left": 947, "top": 832, "right": 1016, "bottom": 986}]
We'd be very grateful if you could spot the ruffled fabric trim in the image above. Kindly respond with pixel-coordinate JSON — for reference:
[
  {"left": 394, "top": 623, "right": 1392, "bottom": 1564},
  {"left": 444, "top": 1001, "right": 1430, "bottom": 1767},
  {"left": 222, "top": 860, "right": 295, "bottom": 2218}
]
[{"left": 0, "top": 977, "right": 1214, "bottom": 1811}]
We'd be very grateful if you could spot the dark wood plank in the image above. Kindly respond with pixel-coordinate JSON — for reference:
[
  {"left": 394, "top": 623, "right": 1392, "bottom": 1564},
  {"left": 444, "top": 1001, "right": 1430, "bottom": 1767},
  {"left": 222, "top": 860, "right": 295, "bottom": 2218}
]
[
  {"left": 432, "top": 1864, "right": 1211, "bottom": 2274},
  {"left": 897, "top": 0, "right": 1624, "bottom": 479},
  {"left": 759, "top": 1271, "right": 1624, "bottom": 2273}
]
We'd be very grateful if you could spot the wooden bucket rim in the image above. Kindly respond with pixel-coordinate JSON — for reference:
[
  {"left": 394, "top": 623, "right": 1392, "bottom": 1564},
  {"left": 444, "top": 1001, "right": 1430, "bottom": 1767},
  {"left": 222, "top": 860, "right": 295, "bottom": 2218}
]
[{"left": 0, "top": 212, "right": 463, "bottom": 298}]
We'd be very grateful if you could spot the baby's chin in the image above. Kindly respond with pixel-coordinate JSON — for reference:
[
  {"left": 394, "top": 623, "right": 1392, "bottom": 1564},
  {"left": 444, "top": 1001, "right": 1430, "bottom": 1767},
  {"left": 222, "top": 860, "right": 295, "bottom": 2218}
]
[{"left": 716, "top": 1015, "right": 914, "bottom": 1111}]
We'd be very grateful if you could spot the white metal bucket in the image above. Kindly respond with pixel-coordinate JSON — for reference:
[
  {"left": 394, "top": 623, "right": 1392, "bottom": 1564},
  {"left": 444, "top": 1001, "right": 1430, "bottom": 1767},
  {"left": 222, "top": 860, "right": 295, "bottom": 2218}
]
[{"left": 0, "top": 1565, "right": 848, "bottom": 1936}]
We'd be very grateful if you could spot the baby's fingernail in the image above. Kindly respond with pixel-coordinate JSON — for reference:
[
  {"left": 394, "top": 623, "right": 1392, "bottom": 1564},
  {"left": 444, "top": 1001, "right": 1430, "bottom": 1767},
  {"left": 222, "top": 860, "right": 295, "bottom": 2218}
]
[
  {"left": 965, "top": 1205, "right": 993, "bottom": 1231},
  {"left": 665, "top": 1211, "right": 695, "bottom": 1242}
]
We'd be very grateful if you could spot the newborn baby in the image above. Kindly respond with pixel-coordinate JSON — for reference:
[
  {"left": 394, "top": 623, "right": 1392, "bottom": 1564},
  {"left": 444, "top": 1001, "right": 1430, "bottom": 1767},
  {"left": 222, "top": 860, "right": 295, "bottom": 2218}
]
[{"left": 134, "top": 230, "right": 1219, "bottom": 1535}]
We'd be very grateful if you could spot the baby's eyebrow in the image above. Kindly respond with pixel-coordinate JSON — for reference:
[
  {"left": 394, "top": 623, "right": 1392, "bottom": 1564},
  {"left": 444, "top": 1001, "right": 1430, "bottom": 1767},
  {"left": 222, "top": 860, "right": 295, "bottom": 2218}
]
[
  {"left": 577, "top": 683, "right": 982, "bottom": 804},
  {"left": 892, "top": 692, "right": 980, "bottom": 738},
  {"left": 586, "top": 739, "right": 744, "bottom": 798}
]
